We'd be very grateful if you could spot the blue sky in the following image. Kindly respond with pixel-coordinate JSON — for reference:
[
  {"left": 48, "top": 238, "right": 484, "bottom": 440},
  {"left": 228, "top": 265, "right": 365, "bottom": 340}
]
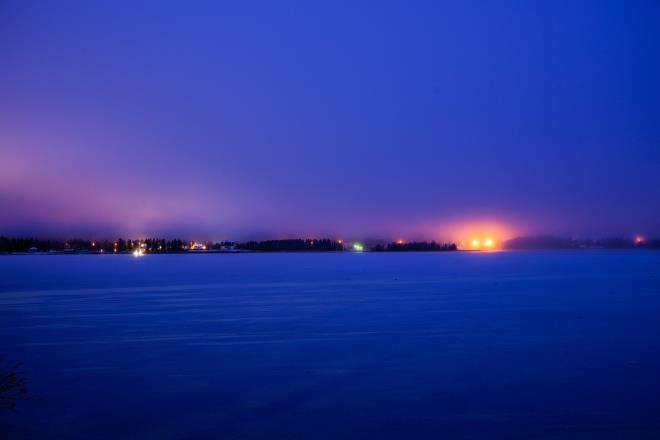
[{"left": 1, "top": 1, "right": 659, "bottom": 240}]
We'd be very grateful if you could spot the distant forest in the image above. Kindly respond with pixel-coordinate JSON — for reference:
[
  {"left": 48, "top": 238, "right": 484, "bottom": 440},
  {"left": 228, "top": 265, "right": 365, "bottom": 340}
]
[
  {"left": 372, "top": 241, "right": 457, "bottom": 252},
  {"left": 2, "top": 235, "right": 657, "bottom": 253},
  {"left": 237, "top": 239, "right": 343, "bottom": 252},
  {"left": 0, "top": 237, "right": 458, "bottom": 253},
  {"left": 0, "top": 237, "right": 188, "bottom": 253}
]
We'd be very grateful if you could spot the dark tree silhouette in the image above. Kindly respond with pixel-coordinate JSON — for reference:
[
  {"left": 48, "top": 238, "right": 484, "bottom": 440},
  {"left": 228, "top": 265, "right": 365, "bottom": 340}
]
[
  {"left": 2, "top": 235, "right": 657, "bottom": 253},
  {"left": 379, "top": 241, "right": 457, "bottom": 251},
  {"left": 238, "top": 239, "right": 343, "bottom": 252}
]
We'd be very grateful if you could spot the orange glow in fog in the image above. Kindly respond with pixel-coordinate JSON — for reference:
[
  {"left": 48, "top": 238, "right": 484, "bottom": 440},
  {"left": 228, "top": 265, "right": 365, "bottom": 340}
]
[
  {"left": 468, "top": 238, "right": 497, "bottom": 250},
  {"left": 436, "top": 219, "right": 518, "bottom": 251}
]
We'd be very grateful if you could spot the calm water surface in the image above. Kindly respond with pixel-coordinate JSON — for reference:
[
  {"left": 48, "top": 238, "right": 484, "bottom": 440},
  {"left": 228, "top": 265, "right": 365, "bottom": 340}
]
[{"left": 1, "top": 251, "right": 660, "bottom": 439}]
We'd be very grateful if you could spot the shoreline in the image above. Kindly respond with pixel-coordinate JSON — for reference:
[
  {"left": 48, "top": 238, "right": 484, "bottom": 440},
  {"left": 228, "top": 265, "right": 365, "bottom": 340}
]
[{"left": 2, "top": 248, "right": 659, "bottom": 256}]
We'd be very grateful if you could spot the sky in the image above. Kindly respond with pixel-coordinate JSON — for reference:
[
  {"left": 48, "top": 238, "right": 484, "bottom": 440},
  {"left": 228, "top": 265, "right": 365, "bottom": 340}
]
[{"left": 1, "top": 0, "right": 659, "bottom": 242}]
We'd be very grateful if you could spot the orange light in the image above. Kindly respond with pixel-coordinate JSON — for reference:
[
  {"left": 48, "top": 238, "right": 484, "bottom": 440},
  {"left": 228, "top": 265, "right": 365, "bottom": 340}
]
[
  {"left": 471, "top": 240, "right": 480, "bottom": 248},
  {"left": 396, "top": 239, "right": 404, "bottom": 245},
  {"left": 337, "top": 239, "right": 343, "bottom": 244},
  {"left": 484, "top": 239, "right": 494, "bottom": 248}
]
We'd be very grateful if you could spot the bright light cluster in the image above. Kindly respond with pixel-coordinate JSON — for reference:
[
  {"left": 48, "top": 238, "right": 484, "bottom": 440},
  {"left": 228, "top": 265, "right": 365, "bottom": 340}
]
[{"left": 469, "top": 238, "right": 496, "bottom": 250}]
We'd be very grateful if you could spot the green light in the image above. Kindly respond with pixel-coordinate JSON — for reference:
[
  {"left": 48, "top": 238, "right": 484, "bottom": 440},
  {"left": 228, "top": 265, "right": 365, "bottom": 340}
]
[{"left": 353, "top": 243, "right": 364, "bottom": 252}]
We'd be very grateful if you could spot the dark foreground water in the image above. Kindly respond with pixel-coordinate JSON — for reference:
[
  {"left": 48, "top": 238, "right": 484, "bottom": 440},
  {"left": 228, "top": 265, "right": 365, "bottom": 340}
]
[{"left": 1, "top": 251, "right": 660, "bottom": 439}]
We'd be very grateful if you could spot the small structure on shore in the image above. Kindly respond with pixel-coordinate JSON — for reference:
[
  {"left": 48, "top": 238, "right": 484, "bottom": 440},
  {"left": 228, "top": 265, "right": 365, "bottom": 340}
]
[{"left": 189, "top": 242, "right": 207, "bottom": 251}]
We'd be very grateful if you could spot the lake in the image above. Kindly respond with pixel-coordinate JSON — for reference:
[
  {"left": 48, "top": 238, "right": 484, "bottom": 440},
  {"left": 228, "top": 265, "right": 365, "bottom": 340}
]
[{"left": 1, "top": 251, "right": 660, "bottom": 439}]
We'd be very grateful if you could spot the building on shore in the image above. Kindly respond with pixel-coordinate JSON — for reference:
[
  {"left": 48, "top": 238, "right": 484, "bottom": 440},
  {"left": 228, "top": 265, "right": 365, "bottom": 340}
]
[{"left": 189, "top": 242, "right": 207, "bottom": 251}]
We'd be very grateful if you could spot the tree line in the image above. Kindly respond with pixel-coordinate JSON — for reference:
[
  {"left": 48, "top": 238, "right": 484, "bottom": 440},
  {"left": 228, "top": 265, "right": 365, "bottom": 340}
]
[
  {"left": 237, "top": 239, "right": 343, "bottom": 252},
  {"left": 0, "top": 237, "right": 344, "bottom": 253},
  {"left": 9, "top": 235, "right": 656, "bottom": 252},
  {"left": 0, "top": 237, "right": 188, "bottom": 253},
  {"left": 371, "top": 241, "right": 457, "bottom": 252}
]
